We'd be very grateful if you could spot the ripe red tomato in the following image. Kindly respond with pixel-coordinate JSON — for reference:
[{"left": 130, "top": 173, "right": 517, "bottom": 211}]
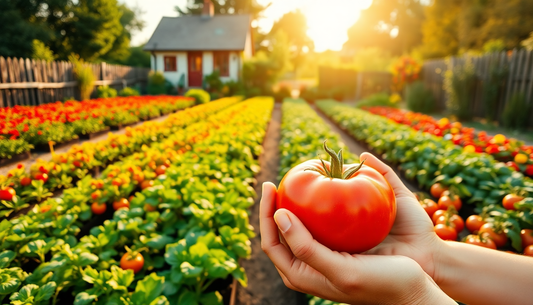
[
  {"left": 39, "top": 166, "right": 48, "bottom": 174},
  {"left": 420, "top": 199, "right": 438, "bottom": 218},
  {"left": 141, "top": 180, "right": 154, "bottom": 190},
  {"left": 436, "top": 214, "right": 464, "bottom": 233},
  {"left": 526, "top": 165, "right": 533, "bottom": 177},
  {"left": 133, "top": 172, "right": 145, "bottom": 183},
  {"left": 91, "top": 202, "right": 107, "bottom": 215},
  {"left": 0, "top": 188, "right": 16, "bottom": 201},
  {"left": 479, "top": 223, "right": 507, "bottom": 248},
  {"left": 155, "top": 165, "right": 167, "bottom": 176},
  {"left": 520, "top": 229, "right": 533, "bottom": 248},
  {"left": 506, "top": 161, "right": 520, "bottom": 171},
  {"left": 438, "top": 195, "right": 462, "bottom": 211},
  {"left": 113, "top": 198, "right": 130, "bottom": 210},
  {"left": 430, "top": 183, "right": 447, "bottom": 198},
  {"left": 466, "top": 215, "right": 486, "bottom": 233},
  {"left": 20, "top": 177, "right": 32, "bottom": 187},
  {"left": 524, "top": 245, "right": 533, "bottom": 257},
  {"left": 432, "top": 209, "right": 447, "bottom": 224},
  {"left": 40, "top": 204, "right": 52, "bottom": 213},
  {"left": 464, "top": 234, "right": 497, "bottom": 249},
  {"left": 35, "top": 173, "right": 48, "bottom": 182},
  {"left": 120, "top": 251, "right": 144, "bottom": 274},
  {"left": 277, "top": 149, "right": 396, "bottom": 254},
  {"left": 434, "top": 224, "right": 457, "bottom": 240},
  {"left": 502, "top": 194, "right": 524, "bottom": 210}
]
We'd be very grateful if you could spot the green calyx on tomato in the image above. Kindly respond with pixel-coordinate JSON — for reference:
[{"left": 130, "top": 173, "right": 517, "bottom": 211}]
[{"left": 305, "top": 141, "right": 366, "bottom": 179}]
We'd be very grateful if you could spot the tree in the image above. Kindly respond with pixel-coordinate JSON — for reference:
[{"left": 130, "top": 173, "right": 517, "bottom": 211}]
[
  {"left": 0, "top": 1, "right": 42, "bottom": 58},
  {"left": 418, "top": 0, "right": 461, "bottom": 58},
  {"left": 268, "top": 10, "right": 314, "bottom": 72},
  {"left": 32, "top": 40, "right": 55, "bottom": 62},
  {"left": 344, "top": 0, "right": 425, "bottom": 55},
  {"left": 176, "top": 0, "right": 266, "bottom": 19}
]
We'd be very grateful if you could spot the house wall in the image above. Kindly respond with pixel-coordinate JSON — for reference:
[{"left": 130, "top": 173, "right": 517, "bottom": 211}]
[
  {"left": 152, "top": 52, "right": 188, "bottom": 87},
  {"left": 244, "top": 30, "right": 253, "bottom": 59}
]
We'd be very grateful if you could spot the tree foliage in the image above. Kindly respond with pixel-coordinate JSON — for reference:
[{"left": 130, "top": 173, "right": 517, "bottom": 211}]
[{"left": 175, "top": 0, "right": 266, "bottom": 19}]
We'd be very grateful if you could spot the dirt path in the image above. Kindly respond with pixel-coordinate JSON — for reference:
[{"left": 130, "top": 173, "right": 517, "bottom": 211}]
[
  {"left": 310, "top": 104, "right": 420, "bottom": 193},
  {"left": 0, "top": 112, "right": 174, "bottom": 176},
  {"left": 236, "top": 103, "right": 307, "bottom": 305}
]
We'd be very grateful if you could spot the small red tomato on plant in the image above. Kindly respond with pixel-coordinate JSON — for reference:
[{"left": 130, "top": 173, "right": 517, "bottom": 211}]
[
  {"left": 438, "top": 194, "right": 462, "bottom": 211},
  {"left": 430, "top": 183, "right": 448, "bottom": 198},
  {"left": 141, "top": 180, "right": 154, "bottom": 190},
  {"left": 434, "top": 224, "right": 457, "bottom": 241},
  {"left": 466, "top": 215, "right": 486, "bottom": 233},
  {"left": 91, "top": 202, "right": 107, "bottom": 215},
  {"left": 502, "top": 194, "right": 524, "bottom": 210},
  {"left": 435, "top": 213, "right": 464, "bottom": 233},
  {"left": 479, "top": 223, "right": 507, "bottom": 248},
  {"left": 520, "top": 229, "right": 533, "bottom": 248},
  {"left": 120, "top": 246, "right": 145, "bottom": 274},
  {"left": 91, "top": 191, "right": 101, "bottom": 201},
  {"left": 38, "top": 166, "right": 48, "bottom": 174},
  {"left": 524, "top": 245, "right": 533, "bottom": 257},
  {"left": 420, "top": 198, "right": 438, "bottom": 218},
  {"left": 276, "top": 142, "right": 396, "bottom": 253},
  {"left": 113, "top": 198, "right": 130, "bottom": 210},
  {"left": 20, "top": 177, "right": 32, "bottom": 187},
  {"left": 464, "top": 234, "right": 497, "bottom": 249},
  {"left": 155, "top": 165, "right": 167, "bottom": 176},
  {"left": 432, "top": 209, "right": 447, "bottom": 224}
]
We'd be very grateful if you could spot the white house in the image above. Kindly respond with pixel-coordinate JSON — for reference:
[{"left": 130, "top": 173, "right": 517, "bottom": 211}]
[{"left": 143, "top": 0, "right": 254, "bottom": 88}]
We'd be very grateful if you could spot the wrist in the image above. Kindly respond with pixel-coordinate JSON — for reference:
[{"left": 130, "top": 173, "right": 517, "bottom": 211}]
[{"left": 431, "top": 240, "right": 456, "bottom": 288}]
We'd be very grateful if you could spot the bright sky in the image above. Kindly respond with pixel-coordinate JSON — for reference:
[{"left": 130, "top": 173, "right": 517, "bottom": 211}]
[{"left": 122, "top": 0, "right": 372, "bottom": 52}]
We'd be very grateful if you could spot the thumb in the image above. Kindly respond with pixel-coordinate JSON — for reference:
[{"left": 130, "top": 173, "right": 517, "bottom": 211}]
[{"left": 273, "top": 208, "right": 348, "bottom": 280}]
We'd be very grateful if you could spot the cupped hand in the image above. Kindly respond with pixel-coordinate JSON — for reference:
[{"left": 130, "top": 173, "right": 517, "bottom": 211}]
[
  {"left": 260, "top": 178, "right": 453, "bottom": 304},
  {"left": 359, "top": 152, "right": 444, "bottom": 280}
]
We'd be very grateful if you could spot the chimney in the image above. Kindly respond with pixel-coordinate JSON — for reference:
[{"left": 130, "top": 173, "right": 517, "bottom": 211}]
[{"left": 202, "top": 0, "right": 214, "bottom": 18}]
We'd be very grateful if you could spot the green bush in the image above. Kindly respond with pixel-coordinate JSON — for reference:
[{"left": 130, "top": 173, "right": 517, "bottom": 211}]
[
  {"left": 69, "top": 54, "right": 95, "bottom": 101},
  {"left": 185, "top": 89, "right": 210, "bottom": 105},
  {"left": 96, "top": 85, "right": 117, "bottom": 98},
  {"left": 502, "top": 92, "right": 531, "bottom": 130},
  {"left": 273, "top": 86, "right": 292, "bottom": 101},
  {"left": 356, "top": 92, "right": 398, "bottom": 108},
  {"left": 444, "top": 59, "right": 476, "bottom": 120},
  {"left": 118, "top": 86, "right": 140, "bottom": 97},
  {"left": 406, "top": 81, "right": 435, "bottom": 114},
  {"left": 204, "top": 71, "right": 223, "bottom": 92},
  {"left": 147, "top": 71, "right": 167, "bottom": 95}
]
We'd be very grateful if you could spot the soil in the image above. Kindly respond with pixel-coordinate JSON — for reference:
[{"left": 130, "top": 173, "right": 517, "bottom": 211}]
[{"left": 236, "top": 103, "right": 307, "bottom": 305}]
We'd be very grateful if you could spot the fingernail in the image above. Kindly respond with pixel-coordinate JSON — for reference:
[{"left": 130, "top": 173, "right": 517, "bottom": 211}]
[{"left": 274, "top": 212, "right": 291, "bottom": 233}]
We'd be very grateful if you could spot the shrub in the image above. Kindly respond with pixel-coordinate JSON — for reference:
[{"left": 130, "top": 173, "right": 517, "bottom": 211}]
[
  {"left": 97, "top": 85, "right": 117, "bottom": 98},
  {"left": 273, "top": 86, "right": 292, "bottom": 102},
  {"left": 69, "top": 54, "right": 95, "bottom": 101},
  {"left": 185, "top": 89, "right": 210, "bottom": 105},
  {"left": 356, "top": 92, "right": 399, "bottom": 108},
  {"left": 118, "top": 86, "right": 140, "bottom": 97},
  {"left": 406, "top": 81, "right": 435, "bottom": 114},
  {"left": 299, "top": 86, "right": 319, "bottom": 102},
  {"left": 32, "top": 40, "right": 54, "bottom": 62},
  {"left": 502, "top": 92, "right": 531, "bottom": 130},
  {"left": 444, "top": 59, "right": 476, "bottom": 120},
  {"left": 204, "top": 71, "right": 223, "bottom": 92},
  {"left": 147, "top": 71, "right": 167, "bottom": 95}
]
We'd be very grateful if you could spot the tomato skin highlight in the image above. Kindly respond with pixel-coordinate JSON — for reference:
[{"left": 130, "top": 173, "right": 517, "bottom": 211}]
[
  {"left": 420, "top": 199, "right": 438, "bottom": 218},
  {"left": 432, "top": 209, "right": 446, "bottom": 224},
  {"left": 113, "top": 198, "right": 130, "bottom": 210},
  {"left": 466, "top": 215, "right": 486, "bottom": 233},
  {"left": 520, "top": 229, "right": 533, "bottom": 248},
  {"left": 430, "top": 183, "right": 447, "bottom": 198},
  {"left": 502, "top": 194, "right": 524, "bottom": 210},
  {"left": 120, "top": 252, "right": 144, "bottom": 273},
  {"left": 524, "top": 245, "right": 533, "bottom": 257},
  {"left": 434, "top": 224, "right": 457, "bottom": 240},
  {"left": 91, "top": 202, "right": 107, "bottom": 215},
  {"left": 464, "top": 235, "right": 497, "bottom": 249},
  {"left": 436, "top": 214, "right": 464, "bottom": 233},
  {"left": 479, "top": 223, "right": 507, "bottom": 248},
  {"left": 438, "top": 195, "right": 462, "bottom": 211},
  {"left": 277, "top": 160, "right": 396, "bottom": 254}
]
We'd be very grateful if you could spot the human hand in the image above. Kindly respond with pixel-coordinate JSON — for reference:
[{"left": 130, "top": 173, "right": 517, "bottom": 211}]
[
  {"left": 260, "top": 180, "right": 454, "bottom": 304},
  {"left": 359, "top": 152, "right": 445, "bottom": 280}
]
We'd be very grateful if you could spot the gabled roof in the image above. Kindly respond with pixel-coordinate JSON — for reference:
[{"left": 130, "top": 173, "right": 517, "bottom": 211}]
[{"left": 143, "top": 15, "right": 251, "bottom": 52}]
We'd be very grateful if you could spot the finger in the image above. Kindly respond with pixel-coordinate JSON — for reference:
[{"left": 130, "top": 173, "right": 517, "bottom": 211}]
[
  {"left": 273, "top": 208, "right": 353, "bottom": 281},
  {"left": 259, "top": 182, "right": 294, "bottom": 266},
  {"left": 360, "top": 152, "right": 413, "bottom": 198}
]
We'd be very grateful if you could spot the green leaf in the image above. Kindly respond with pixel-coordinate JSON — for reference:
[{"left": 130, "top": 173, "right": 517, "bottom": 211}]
[
  {"left": 10, "top": 284, "right": 39, "bottom": 303},
  {"left": 0, "top": 250, "right": 16, "bottom": 268},
  {"left": 232, "top": 266, "right": 247, "bottom": 287},
  {"left": 507, "top": 229, "right": 523, "bottom": 252},
  {"left": 74, "top": 292, "right": 98, "bottom": 305},
  {"left": 149, "top": 296, "right": 170, "bottom": 305},
  {"left": 0, "top": 276, "right": 21, "bottom": 295},
  {"left": 199, "top": 291, "right": 223, "bottom": 305},
  {"left": 77, "top": 252, "right": 99, "bottom": 266},
  {"left": 35, "top": 281, "right": 56, "bottom": 302},
  {"left": 140, "top": 234, "right": 174, "bottom": 250},
  {"left": 180, "top": 262, "right": 203, "bottom": 278},
  {"left": 109, "top": 265, "right": 134, "bottom": 290},
  {"left": 131, "top": 273, "right": 166, "bottom": 305},
  {"left": 177, "top": 290, "right": 198, "bottom": 305}
]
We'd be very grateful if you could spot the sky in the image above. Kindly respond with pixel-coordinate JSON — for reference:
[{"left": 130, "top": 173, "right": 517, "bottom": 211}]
[{"left": 121, "top": 0, "right": 372, "bottom": 52}]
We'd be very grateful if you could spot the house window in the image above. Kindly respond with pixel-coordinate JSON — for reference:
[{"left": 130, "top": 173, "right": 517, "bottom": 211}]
[
  {"left": 164, "top": 56, "right": 177, "bottom": 71},
  {"left": 213, "top": 52, "right": 230, "bottom": 76}
]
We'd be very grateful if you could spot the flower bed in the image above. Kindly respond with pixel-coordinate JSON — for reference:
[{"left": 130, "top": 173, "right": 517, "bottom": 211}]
[{"left": 0, "top": 97, "right": 274, "bottom": 304}]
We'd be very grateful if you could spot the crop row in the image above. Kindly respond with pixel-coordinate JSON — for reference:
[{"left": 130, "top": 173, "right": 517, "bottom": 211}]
[
  {"left": 279, "top": 98, "right": 352, "bottom": 305},
  {"left": 0, "top": 96, "right": 195, "bottom": 159},
  {"left": 0, "top": 97, "right": 274, "bottom": 304},
  {"left": 316, "top": 100, "right": 533, "bottom": 252},
  {"left": 365, "top": 106, "right": 533, "bottom": 177},
  {"left": 0, "top": 97, "right": 241, "bottom": 217}
]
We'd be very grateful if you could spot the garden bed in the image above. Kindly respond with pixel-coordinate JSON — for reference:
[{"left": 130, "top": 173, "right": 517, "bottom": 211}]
[
  {"left": 33, "top": 138, "right": 80, "bottom": 153},
  {"left": 79, "top": 127, "right": 111, "bottom": 140},
  {"left": 110, "top": 121, "right": 138, "bottom": 130},
  {"left": 0, "top": 151, "right": 31, "bottom": 167}
]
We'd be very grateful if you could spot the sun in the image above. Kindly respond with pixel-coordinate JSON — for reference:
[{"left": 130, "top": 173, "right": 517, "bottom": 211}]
[{"left": 303, "top": 0, "right": 372, "bottom": 52}]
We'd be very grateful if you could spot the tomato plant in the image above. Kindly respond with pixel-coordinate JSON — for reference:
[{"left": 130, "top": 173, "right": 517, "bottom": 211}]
[
  {"left": 479, "top": 223, "right": 508, "bottom": 248},
  {"left": 466, "top": 215, "right": 486, "bottom": 233},
  {"left": 91, "top": 202, "right": 107, "bottom": 215},
  {"left": 434, "top": 224, "right": 457, "bottom": 240},
  {"left": 120, "top": 247, "right": 145, "bottom": 274},
  {"left": 502, "top": 194, "right": 524, "bottom": 210},
  {"left": 277, "top": 142, "right": 396, "bottom": 253},
  {"left": 464, "top": 234, "right": 497, "bottom": 249}
]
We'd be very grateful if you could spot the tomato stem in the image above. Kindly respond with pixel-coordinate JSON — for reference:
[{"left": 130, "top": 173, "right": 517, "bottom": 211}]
[{"left": 305, "top": 141, "right": 366, "bottom": 179}]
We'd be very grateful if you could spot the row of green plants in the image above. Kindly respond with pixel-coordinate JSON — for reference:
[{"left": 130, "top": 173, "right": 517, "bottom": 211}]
[
  {"left": 316, "top": 100, "right": 533, "bottom": 252},
  {"left": 96, "top": 86, "right": 140, "bottom": 99},
  {"left": 0, "top": 98, "right": 241, "bottom": 217},
  {"left": 0, "top": 97, "right": 274, "bottom": 304},
  {"left": 279, "top": 98, "right": 352, "bottom": 305}
]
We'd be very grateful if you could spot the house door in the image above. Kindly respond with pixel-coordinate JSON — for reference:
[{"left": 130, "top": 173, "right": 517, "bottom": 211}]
[{"left": 188, "top": 52, "right": 203, "bottom": 87}]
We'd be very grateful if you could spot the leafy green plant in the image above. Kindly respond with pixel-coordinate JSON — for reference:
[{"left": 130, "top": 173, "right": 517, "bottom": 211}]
[
  {"left": 406, "top": 81, "right": 435, "bottom": 114},
  {"left": 69, "top": 54, "right": 95, "bottom": 101},
  {"left": 502, "top": 92, "right": 531, "bottom": 130},
  {"left": 32, "top": 40, "right": 55, "bottom": 62},
  {"left": 147, "top": 72, "right": 167, "bottom": 95},
  {"left": 119, "top": 86, "right": 140, "bottom": 97},
  {"left": 273, "top": 86, "right": 292, "bottom": 102},
  {"left": 444, "top": 58, "right": 476, "bottom": 120},
  {"left": 96, "top": 85, "right": 117, "bottom": 98},
  {"left": 185, "top": 89, "right": 211, "bottom": 105},
  {"left": 204, "top": 71, "right": 223, "bottom": 92},
  {"left": 0, "top": 139, "right": 33, "bottom": 159},
  {"left": 356, "top": 92, "right": 398, "bottom": 108}
]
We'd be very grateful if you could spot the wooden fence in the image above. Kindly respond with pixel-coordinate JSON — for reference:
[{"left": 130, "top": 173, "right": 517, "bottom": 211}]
[
  {"left": 0, "top": 56, "right": 150, "bottom": 107},
  {"left": 422, "top": 49, "right": 533, "bottom": 126}
]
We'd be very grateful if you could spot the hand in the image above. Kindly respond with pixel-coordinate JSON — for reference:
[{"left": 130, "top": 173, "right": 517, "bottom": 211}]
[
  {"left": 260, "top": 177, "right": 454, "bottom": 304},
  {"left": 360, "top": 152, "right": 445, "bottom": 281}
]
